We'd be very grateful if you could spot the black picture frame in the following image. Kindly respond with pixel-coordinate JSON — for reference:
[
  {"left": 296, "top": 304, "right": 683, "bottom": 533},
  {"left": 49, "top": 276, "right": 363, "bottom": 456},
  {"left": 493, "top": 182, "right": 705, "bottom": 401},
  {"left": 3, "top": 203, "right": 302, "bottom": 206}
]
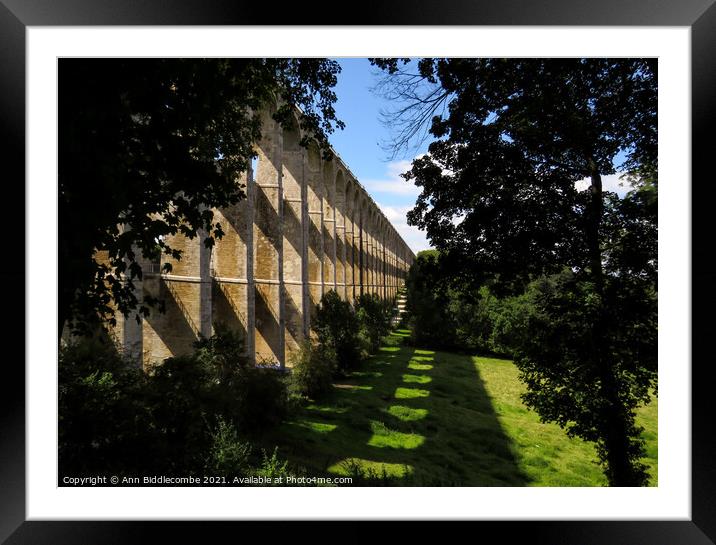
[{"left": 1, "top": 1, "right": 712, "bottom": 542}]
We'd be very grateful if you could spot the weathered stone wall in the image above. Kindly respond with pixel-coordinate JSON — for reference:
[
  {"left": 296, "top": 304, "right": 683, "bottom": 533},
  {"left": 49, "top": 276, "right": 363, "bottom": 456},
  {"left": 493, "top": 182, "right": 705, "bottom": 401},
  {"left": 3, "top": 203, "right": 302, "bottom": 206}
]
[{"left": 114, "top": 112, "right": 415, "bottom": 369}]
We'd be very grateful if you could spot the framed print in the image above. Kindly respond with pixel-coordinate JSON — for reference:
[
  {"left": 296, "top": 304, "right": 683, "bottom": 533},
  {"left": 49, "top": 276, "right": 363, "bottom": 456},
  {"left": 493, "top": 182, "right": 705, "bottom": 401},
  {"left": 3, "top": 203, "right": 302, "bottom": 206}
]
[{"left": 1, "top": 0, "right": 713, "bottom": 542}]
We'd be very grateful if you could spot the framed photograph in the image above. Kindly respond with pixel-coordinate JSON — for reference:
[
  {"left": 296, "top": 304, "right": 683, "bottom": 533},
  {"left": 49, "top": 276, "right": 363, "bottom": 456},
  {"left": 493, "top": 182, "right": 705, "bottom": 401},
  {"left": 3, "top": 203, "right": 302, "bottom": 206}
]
[{"left": 2, "top": 0, "right": 712, "bottom": 542}]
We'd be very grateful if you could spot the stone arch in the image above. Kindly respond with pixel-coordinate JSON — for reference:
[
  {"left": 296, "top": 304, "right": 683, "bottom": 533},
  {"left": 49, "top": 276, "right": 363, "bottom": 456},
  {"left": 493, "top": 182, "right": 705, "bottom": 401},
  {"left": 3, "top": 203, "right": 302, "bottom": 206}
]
[{"left": 112, "top": 105, "right": 420, "bottom": 369}]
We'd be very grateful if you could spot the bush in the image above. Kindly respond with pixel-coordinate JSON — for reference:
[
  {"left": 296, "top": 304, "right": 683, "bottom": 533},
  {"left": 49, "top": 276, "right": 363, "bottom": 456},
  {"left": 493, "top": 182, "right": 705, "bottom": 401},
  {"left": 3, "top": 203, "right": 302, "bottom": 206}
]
[
  {"left": 355, "top": 293, "right": 393, "bottom": 354},
  {"left": 405, "top": 251, "right": 459, "bottom": 349},
  {"left": 206, "top": 417, "right": 252, "bottom": 477},
  {"left": 59, "top": 324, "right": 289, "bottom": 476},
  {"left": 228, "top": 361, "right": 289, "bottom": 433},
  {"left": 254, "top": 447, "right": 293, "bottom": 483},
  {"left": 405, "top": 251, "right": 534, "bottom": 357},
  {"left": 194, "top": 321, "right": 251, "bottom": 379},
  {"left": 145, "top": 353, "right": 219, "bottom": 471},
  {"left": 289, "top": 339, "right": 336, "bottom": 399},
  {"left": 58, "top": 338, "right": 152, "bottom": 474},
  {"left": 313, "top": 290, "right": 363, "bottom": 372}
]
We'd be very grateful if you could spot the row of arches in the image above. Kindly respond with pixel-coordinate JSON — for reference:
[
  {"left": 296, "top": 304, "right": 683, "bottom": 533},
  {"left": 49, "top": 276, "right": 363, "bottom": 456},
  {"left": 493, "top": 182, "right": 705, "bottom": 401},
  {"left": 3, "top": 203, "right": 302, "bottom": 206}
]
[{"left": 118, "top": 110, "right": 415, "bottom": 368}]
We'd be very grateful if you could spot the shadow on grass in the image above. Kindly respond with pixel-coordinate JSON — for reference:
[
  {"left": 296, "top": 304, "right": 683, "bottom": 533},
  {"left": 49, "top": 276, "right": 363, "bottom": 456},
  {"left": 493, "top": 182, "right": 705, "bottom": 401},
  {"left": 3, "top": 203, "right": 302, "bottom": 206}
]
[{"left": 263, "top": 329, "right": 528, "bottom": 486}]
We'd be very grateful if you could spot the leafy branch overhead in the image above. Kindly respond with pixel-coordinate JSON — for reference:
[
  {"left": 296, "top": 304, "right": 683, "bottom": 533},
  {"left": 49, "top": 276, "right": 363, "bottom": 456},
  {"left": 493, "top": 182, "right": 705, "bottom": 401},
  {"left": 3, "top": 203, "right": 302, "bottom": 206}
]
[
  {"left": 59, "top": 58, "right": 344, "bottom": 336},
  {"left": 374, "top": 58, "right": 657, "bottom": 486}
]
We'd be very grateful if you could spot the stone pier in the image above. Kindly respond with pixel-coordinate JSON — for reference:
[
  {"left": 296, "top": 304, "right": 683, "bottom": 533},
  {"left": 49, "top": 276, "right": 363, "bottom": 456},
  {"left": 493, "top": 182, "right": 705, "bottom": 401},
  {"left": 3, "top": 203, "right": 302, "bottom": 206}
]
[{"left": 118, "top": 109, "right": 415, "bottom": 369}]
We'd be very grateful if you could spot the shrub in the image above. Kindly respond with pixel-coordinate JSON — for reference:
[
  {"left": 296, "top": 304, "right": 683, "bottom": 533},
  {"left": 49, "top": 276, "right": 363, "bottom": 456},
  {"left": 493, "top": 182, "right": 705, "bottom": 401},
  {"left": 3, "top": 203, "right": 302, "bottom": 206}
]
[
  {"left": 289, "top": 339, "right": 336, "bottom": 399},
  {"left": 193, "top": 328, "right": 288, "bottom": 434},
  {"left": 254, "top": 447, "right": 293, "bottom": 483},
  {"left": 313, "top": 290, "right": 363, "bottom": 372},
  {"left": 58, "top": 338, "right": 154, "bottom": 474},
  {"left": 405, "top": 251, "right": 459, "bottom": 349},
  {"left": 355, "top": 293, "right": 393, "bottom": 354},
  {"left": 145, "top": 353, "right": 218, "bottom": 471},
  {"left": 194, "top": 321, "right": 251, "bottom": 379},
  {"left": 59, "top": 325, "right": 289, "bottom": 476},
  {"left": 228, "top": 361, "right": 289, "bottom": 433},
  {"left": 206, "top": 417, "right": 252, "bottom": 477}
]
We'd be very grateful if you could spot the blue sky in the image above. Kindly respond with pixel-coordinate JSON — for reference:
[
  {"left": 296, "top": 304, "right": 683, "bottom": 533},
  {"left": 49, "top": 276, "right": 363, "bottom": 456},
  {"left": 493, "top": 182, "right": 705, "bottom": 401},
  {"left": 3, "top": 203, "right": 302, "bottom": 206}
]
[
  {"left": 324, "top": 59, "right": 633, "bottom": 255},
  {"left": 327, "top": 58, "right": 433, "bottom": 254}
]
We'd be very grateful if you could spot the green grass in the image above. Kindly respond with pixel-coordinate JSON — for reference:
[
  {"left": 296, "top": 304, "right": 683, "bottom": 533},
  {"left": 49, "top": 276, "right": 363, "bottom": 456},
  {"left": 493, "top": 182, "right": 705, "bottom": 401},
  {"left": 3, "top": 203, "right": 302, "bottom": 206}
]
[{"left": 262, "top": 330, "right": 658, "bottom": 486}]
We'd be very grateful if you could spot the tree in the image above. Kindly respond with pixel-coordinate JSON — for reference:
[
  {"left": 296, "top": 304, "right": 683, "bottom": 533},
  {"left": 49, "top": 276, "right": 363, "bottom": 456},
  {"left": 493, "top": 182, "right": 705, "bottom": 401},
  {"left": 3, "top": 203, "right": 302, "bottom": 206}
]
[
  {"left": 373, "top": 58, "right": 657, "bottom": 485},
  {"left": 404, "top": 249, "right": 459, "bottom": 349},
  {"left": 59, "top": 58, "right": 343, "bottom": 339}
]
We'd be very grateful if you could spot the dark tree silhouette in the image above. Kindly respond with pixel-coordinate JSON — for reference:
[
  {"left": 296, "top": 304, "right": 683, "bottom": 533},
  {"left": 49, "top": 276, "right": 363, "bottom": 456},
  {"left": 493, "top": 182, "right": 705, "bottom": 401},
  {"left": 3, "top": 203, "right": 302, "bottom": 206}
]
[
  {"left": 372, "top": 58, "right": 657, "bottom": 486},
  {"left": 59, "top": 58, "right": 343, "bottom": 338}
]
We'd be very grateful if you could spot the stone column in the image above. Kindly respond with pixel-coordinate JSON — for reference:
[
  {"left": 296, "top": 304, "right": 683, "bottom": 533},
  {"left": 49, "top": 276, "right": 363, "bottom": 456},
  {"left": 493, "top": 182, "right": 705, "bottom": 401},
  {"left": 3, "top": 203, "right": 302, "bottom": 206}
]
[
  {"left": 281, "top": 120, "right": 306, "bottom": 364},
  {"left": 334, "top": 171, "right": 346, "bottom": 299},
  {"left": 142, "top": 207, "right": 203, "bottom": 367},
  {"left": 120, "top": 227, "right": 143, "bottom": 366},
  {"left": 387, "top": 237, "right": 394, "bottom": 300},
  {"left": 372, "top": 219, "right": 378, "bottom": 298},
  {"left": 306, "top": 143, "right": 323, "bottom": 323},
  {"left": 365, "top": 214, "right": 373, "bottom": 295},
  {"left": 246, "top": 162, "right": 256, "bottom": 363},
  {"left": 253, "top": 112, "right": 284, "bottom": 366},
  {"left": 198, "top": 217, "right": 212, "bottom": 341},
  {"left": 357, "top": 203, "right": 365, "bottom": 297},
  {"left": 381, "top": 232, "right": 387, "bottom": 300},
  {"left": 344, "top": 183, "right": 354, "bottom": 304},
  {"left": 353, "top": 204, "right": 362, "bottom": 301},
  {"left": 322, "top": 167, "right": 336, "bottom": 294}
]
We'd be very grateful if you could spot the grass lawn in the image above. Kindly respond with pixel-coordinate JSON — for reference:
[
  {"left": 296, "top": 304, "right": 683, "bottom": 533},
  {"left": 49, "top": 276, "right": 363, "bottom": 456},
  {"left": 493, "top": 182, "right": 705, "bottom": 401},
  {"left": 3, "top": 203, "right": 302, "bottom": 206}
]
[{"left": 262, "top": 329, "right": 658, "bottom": 486}]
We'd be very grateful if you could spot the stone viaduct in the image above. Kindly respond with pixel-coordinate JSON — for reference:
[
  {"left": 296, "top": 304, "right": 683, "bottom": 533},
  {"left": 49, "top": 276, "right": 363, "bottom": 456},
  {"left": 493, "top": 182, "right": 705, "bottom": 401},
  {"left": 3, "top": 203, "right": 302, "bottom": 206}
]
[{"left": 112, "top": 109, "right": 415, "bottom": 369}]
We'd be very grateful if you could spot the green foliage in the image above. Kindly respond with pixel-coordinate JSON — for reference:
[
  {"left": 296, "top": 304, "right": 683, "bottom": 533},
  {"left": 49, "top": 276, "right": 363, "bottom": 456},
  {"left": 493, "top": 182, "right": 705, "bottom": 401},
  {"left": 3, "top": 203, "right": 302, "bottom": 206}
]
[
  {"left": 338, "top": 458, "right": 397, "bottom": 486},
  {"left": 514, "top": 270, "right": 657, "bottom": 485},
  {"left": 59, "top": 326, "right": 288, "bottom": 475},
  {"left": 404, "top": 250, "right": 458, "bottom": 349},
  {"left": 313, "top": 290, "right": 364, "bottom": 372},
  {"left": 255, "top": 447, "right": 293, "bottom": 483},
  {"left": 448, "top": 285, "right": 532, "bottom": 357},
  {"left": 229, "top": 362, "right": 289, "bottom": 433},
  {"left": 289, "top": 340, "right": 336, "bottom": 400},
  {"left": 145, "top": 354, "right": 218, "bottom": 470},
  {"left": 60, "top": 58, "right": 344, "bottom": 337},
  {"left": 206, "top": 417, "right": 252, "bottom": 477},
  {"left": 354, "top": 293, "right": 393, "bottom": 353},
  {"left": 58, "top": 338, "right": 152, "bottom": 474},
  {"left": 375, "top": 58, "right": 657, "bottom": 485},
  {"left": 307, "top": 290, "right": 395, "bottom": 380},
  {"left": 194, "top": 321, "right": 251, "bottom": 378}
]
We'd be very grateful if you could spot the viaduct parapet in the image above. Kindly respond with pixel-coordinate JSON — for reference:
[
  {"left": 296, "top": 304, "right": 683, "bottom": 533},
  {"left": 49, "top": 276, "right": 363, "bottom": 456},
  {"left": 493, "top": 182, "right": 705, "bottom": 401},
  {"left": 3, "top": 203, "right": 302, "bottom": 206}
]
[{"left": 110, "top": 109, "right": 415, "bottom": 368}]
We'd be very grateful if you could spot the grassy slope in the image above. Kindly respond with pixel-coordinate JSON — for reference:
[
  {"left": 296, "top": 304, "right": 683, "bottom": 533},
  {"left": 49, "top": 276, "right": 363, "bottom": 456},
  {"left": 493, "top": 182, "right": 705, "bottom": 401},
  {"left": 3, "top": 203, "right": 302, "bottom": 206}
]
[
  {"left": 263, "top": 330, "right": 658, "bottom": 486},
  {"left": 475, "top": 356, "right": 658, "bottom": 486}
]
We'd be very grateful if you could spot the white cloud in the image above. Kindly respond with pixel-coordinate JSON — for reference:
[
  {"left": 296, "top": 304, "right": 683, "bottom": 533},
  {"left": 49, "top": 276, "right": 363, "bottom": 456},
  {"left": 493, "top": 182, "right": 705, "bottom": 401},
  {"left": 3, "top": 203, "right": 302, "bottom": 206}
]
[
  {"left": 378, "top": 204, "right": 412, "bottom": 222},
  {"left": 361, "top": 159, "right": 421, "bottom": 197},
  {"left": 575, "top": 173, "right": 632, "bottom": 197},
  {"left": 377, "top": 203, "right": 432, "bottom": 254}
]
